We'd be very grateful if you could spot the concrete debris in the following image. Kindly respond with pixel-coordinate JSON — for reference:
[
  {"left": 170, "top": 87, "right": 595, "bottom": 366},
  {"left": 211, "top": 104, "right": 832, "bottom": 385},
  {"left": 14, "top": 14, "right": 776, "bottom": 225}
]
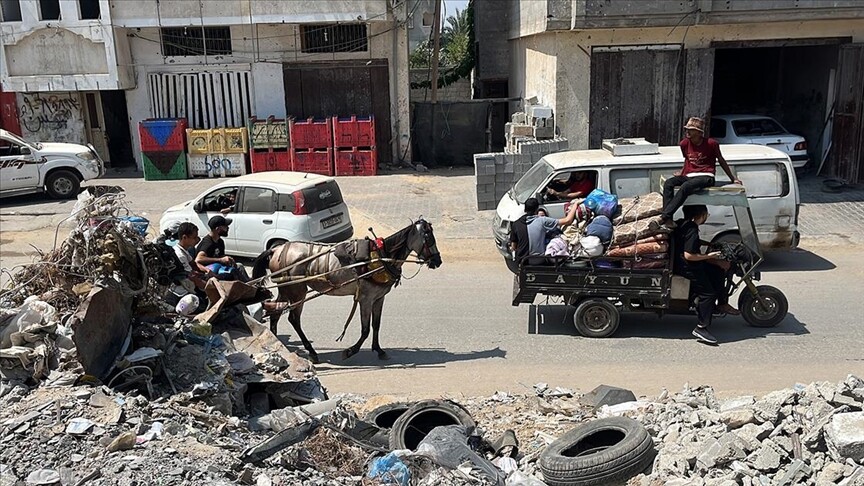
[{"left": 825, "top": 412, "right": 864, "bottom": 462}]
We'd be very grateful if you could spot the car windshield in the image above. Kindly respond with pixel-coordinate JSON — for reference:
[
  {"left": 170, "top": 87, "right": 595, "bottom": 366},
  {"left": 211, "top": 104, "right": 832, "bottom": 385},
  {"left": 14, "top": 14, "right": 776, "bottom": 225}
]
[
  {"left": 731, "top": 118, "right": 786, "bottom": 137},
  {"left": 511, "top": 160, "right": 553, "bottom": 203},
  {"left": 1, "top": 131, "right": 32, "bottom": 148}
]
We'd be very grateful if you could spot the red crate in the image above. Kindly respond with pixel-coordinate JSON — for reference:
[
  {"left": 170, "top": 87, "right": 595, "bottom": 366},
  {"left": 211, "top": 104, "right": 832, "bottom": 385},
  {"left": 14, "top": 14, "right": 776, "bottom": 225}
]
[
  {"left": 139, "top": 118, "right": 187, "bottom": 152},
  {"left": 334, "top": 147, "right": 377, "bottom": 176},
  {"left": 292, "top": 149, "right": 333, "bottom": 176},
  {"left": 290, "top": 117, "right": 333, "bottom": 150},
  {"left": 250, "top": 149, "right": 292, "bottom": 173},
  {"left": 333, "top": 115, "right": 375, "bottom": 148}
]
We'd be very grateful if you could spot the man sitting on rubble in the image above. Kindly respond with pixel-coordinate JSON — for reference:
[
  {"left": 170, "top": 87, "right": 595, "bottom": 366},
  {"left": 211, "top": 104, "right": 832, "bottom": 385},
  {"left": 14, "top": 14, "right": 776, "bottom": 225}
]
[
  {"left": 172, "top": 222, "right": 209, "bottom": 291},
  {"left": 195, "top": 215, "right": 249, "bottom": 282},
  {"left": 673, "top": 204, "right": 740, "bottom": 345},
  {"left": 510, "top": 197, "right": 581, "bottom": 265}
]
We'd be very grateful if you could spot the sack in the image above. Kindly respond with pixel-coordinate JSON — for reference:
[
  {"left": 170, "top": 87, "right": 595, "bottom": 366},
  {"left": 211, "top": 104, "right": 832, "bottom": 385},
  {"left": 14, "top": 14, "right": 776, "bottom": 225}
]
[
  {"left": 584, "top": 189, "right": 619, "bottom": 218},
  {"left": 579, "top": 236, "right": 604, "bottom": 257},
  {"left": 586, "top": 215, "right": 614, "bottom": 244}
]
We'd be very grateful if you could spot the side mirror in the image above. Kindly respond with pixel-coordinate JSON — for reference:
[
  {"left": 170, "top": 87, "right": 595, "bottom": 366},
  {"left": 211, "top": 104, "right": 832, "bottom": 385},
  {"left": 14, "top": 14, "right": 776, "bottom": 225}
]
[
  {"left": 19, "top": 146, "right": 31, "bottom": 156},
  {"left": 193, "top": 201, "right": 203, "bottom": 213}
]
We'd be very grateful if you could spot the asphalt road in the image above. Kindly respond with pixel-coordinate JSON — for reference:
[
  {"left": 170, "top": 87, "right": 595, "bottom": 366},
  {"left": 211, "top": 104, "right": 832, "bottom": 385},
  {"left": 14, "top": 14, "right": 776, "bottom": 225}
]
[{"left": 1, "top": 174, "right": 862, "bottom": 399}]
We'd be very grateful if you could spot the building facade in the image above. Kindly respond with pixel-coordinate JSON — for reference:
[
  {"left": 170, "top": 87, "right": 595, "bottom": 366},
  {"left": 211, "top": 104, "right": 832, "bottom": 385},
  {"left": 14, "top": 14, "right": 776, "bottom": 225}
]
[
  {"left": 1, "top": 0, "right": 411, "bottom": 168},
  {"left": 501, "top": 0, "right": 864, "bottom": 182}
]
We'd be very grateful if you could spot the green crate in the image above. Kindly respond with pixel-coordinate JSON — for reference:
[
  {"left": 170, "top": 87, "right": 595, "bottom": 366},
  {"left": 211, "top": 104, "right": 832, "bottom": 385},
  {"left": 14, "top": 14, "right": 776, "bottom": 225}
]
[
  {"left": 249, "top": 118, "right": 290, "bottom": 150},
  {"left": 142, "top": 151, "right": 188, "bottom": 180}
]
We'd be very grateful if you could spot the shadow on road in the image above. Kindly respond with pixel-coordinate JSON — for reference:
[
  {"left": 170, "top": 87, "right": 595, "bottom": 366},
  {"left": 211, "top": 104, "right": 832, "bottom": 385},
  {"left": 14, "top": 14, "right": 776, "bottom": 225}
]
[
  {"left": 761, "top": 248, "right": 835, "bottom": 272},
  {"left": 528, "top": 304, "right": 809, "bottom": 344},
  {"left": 285, "top": 345, "right": 507, "bottom": 369}
]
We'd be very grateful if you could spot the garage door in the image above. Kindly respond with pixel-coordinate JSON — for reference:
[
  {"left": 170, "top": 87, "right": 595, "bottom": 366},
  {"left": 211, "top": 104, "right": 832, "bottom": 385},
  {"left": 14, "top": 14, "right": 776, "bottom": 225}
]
[
  {"left": 283, "top": 60, "right": 392, "bottom": 163},
  {"left": 831, "top": 44, "right": 864, "bottom": 183},
  {"left": 589, "top": 46, "right": 685, "bottom": 148}
]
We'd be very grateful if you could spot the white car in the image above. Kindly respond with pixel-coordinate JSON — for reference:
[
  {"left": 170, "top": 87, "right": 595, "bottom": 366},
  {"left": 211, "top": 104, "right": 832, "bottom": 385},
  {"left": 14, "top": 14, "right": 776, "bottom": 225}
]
[
  {"left": 159, "top": 172, "right": 354, "bottom": 257},
  {"left": 0, "top": 129, "right": 105, "bottom": 199},
  {"left": 710, "top": 115, "right": 809, "bottom": 168}
]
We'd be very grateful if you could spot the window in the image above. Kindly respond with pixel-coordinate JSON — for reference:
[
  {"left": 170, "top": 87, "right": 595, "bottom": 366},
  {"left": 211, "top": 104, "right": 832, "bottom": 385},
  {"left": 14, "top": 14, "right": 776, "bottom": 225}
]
[
  {"left": 735, "top": 163, "right": 788, "bottom": 198},
  {"left": 78, "top": 0, "right": 100, "bottom": 19},
  {"left": 1, "top": 0, "right": 22, "bottom": 22},
  {"left": 710, "top": 118, "right": 727, "bottom": 139},
  {"left": 200, "top": 187, "right": 238, "bottom": 212},
  {"left": 240, "top": 187, "right": 275, "bottom": 213},
  {"left": 39, "top": 0, "right": 60, "bottom": 20},
  {"left": 301, "top": 24, "right": 368, "bottom": 53},
  {"left": 422, "top": 11, "right": 433, "bottom": 26},
  {"left": 160, "top": 26, "right": 232, "bottom": 56},
  {"left": 731, "top": 118, "right": 785, "bottom": 137},
  {"left": 609, "top": 167, "right": 679, "bottom": 198}
]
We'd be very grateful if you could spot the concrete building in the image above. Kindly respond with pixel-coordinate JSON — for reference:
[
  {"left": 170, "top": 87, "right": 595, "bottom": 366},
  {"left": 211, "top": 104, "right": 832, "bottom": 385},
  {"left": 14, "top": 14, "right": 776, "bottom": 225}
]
[
  {"left": 497, "top": 0, "right": 864, "bottom": 182},
  {"left": 1, "top": 0, "right": 411, "bottom": 168},
  {"left": 407, "top": 0, "right": 435, "bottom": 51}
]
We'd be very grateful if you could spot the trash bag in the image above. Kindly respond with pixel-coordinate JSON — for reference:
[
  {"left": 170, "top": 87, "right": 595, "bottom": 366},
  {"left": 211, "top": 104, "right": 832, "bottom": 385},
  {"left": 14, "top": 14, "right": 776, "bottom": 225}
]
[
  {"left": 583, "top": 189, "right": 619, "bottom": 218},
  {"left": 578, "top": 236, "right": 604, "bottom": 257},
  {"left": 415, "top": 425, "right": 506, "bottom": 486},
  {"left": 368, "top": 452, "right": 410, "bottom": 486}
]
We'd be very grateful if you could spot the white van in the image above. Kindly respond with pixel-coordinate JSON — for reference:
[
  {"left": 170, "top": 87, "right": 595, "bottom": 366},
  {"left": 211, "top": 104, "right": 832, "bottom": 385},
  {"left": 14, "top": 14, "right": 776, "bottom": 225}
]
[{"left": 492, "top": 144, "right": 800, "bottom": 262}]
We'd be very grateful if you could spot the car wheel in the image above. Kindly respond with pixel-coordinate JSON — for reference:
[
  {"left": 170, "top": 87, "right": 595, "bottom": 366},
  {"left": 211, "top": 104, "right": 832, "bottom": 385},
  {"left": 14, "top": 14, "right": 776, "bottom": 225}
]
[
  {"left": 388, "top": 400, "right": 475, "bottom": 451},
  {"left": 45, "top": 170, "right": 80, "bottom": 199},
  {"left": 268, "top": 239, "right": 287, "bottom": 250}
]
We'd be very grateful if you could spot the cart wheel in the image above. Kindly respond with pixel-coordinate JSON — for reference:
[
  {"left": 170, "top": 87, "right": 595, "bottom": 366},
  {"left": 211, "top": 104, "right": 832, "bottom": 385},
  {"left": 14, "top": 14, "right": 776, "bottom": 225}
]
[
  {"left": 574, "top": 299, "right": 620, "bottom": 338},
  {"left": 738, "top": 285, "right": 788, "bottom": 328}
]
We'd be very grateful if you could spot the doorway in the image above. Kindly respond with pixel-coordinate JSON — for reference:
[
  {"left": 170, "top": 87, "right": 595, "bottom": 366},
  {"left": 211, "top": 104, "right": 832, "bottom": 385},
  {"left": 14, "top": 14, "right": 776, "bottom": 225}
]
[{"left": 89, "top": 90, "right": 134, "bottom": 168}]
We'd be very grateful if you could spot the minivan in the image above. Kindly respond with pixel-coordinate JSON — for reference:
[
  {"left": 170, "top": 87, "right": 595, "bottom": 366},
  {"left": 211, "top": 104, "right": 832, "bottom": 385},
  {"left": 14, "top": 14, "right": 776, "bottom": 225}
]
[{"left": 493, "top": 144, "right": 799, "bottom": 265}]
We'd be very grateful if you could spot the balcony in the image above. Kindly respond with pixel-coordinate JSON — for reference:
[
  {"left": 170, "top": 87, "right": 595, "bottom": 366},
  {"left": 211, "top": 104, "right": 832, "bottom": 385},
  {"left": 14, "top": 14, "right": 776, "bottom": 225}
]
[{"left": 0, "top": 0, "right": 133, "bottom": 91}]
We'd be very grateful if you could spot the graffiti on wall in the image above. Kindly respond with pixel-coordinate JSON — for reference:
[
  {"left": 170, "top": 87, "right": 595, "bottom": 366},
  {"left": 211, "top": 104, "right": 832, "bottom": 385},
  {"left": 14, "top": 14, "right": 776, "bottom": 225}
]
[{"left": 17, "top": 92, "right": 86, "bottom": 143}]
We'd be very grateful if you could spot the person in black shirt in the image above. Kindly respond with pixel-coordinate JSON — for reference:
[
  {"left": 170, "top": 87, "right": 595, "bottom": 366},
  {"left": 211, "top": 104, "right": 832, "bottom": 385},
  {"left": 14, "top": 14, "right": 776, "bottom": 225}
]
[
  {"left": 673, "top": 205, "right": 739, "bottom": 345},
  {"left": 196, "top": 215, "right": 248, "bottom": 281}
]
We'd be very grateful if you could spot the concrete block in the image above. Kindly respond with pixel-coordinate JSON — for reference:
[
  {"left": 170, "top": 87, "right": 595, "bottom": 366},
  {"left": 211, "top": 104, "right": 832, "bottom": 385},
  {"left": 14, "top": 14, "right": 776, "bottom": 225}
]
[
  {"left": 477, "top": 174, "right": 495, "bottom": 185},
  {"left": 721, "top": 396, "right": 756, "bottom": 412},
  {"left": 721, "top": 409, "right": 757, "bottom": 429},
  {"left": 503, "top": 161, "right": 514, "bottom": 174},
  {"left": 557, "top": 137, "right": 569, "bottom": 150},
  {"left": 534, "top": 126, "right": 555, "bottom": 139},
  {"left": 495, "top": 173, "right": 513, "bottom": 184},
  {"left": 511, "top": 112, "right": 527, "bottom": 125},
  {"left": 494, "top": 153, "right": 507, "bottom": 166},
  {"left": 825, "top": 411, "right": 864, "bottom": 461},
  {"left": 752, "top": 439, "right": 785, "bottom": 472},
  {"left": 580, "top": 385, "right": 637, "bottom": 410},
  {"left": 510, "top": 124, "right": 534, "bottom": 137}
]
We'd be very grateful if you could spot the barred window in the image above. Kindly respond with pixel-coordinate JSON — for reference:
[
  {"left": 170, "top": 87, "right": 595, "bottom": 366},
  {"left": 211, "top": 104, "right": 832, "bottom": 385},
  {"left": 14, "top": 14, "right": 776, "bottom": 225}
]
[
  {"left": 161, "top": 26, "right": 232, "bottom": 57},
  {"left": 301, "top": 24, "right": 368, "bottom": 53}
]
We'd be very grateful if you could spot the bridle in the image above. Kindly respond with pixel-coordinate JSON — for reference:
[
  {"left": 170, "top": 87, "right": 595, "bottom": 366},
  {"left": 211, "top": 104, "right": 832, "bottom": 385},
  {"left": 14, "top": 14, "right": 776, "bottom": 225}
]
[{"left": 413, "top": 220, "right": 438, "bottom": 264}]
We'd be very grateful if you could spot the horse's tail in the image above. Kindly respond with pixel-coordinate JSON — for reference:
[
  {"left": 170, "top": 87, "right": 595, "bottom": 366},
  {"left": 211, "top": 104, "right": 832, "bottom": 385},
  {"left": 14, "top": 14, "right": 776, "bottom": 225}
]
[{"left": 251, "top": 248, "right": 275, "bottom": 280}]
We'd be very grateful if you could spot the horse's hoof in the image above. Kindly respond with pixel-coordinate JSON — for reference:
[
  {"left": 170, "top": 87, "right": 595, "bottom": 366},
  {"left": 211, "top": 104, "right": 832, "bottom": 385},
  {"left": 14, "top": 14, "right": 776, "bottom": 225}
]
[
  {"left": 377, "top": 351, "right": 391, "bottom": 361},
  {"left": 341, "top": 348, "right": 356, "bottom": 360}
]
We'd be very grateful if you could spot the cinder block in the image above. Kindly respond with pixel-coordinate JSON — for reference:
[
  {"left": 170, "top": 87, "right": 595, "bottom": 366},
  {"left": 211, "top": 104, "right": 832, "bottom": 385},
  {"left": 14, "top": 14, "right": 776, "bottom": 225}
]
[
  {"left": 503, "top": 160, "right": 514, "bottom": 173},
  {"left": 534, "top": 126, "right": 555, "bottom": 139},
  {"left": 510, "top": 124, "right": 534, "bottom": 137},
  {"left": 511, "top": 112, "right": 527, "bottom": 125},
  {"left": 557, "top": 138, "right": 569, "bottom": 150},
  {"left": 494, "top": 153, "right": 507, "bottom": 166},
  {"left": 477, "top": 174, "right": 495, "bottom": 185}
]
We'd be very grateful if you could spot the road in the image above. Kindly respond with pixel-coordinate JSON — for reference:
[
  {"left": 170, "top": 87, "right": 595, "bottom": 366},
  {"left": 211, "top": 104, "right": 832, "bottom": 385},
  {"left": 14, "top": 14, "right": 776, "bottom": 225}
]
[{"left": 1, "top": 173, "right": 862, "bottom": 399}]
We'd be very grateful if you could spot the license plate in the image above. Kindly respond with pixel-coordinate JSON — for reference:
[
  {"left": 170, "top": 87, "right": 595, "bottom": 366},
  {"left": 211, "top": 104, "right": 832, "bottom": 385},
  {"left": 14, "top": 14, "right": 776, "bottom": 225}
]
[{"left": 321, "top": 214, "right": 342, "bottom": 229}]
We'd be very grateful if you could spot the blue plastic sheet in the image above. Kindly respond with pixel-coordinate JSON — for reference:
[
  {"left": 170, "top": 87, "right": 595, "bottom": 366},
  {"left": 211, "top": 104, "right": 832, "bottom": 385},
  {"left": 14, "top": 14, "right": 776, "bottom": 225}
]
[{"left": 367, "top": 452, "right": 410, "bottom": 486}]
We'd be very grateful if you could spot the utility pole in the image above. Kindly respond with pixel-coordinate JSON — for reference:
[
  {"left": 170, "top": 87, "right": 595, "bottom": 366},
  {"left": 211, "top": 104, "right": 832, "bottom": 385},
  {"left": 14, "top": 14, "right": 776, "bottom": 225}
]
[{"left": 429, "top": 0, "right": 442, "bottom": 103}]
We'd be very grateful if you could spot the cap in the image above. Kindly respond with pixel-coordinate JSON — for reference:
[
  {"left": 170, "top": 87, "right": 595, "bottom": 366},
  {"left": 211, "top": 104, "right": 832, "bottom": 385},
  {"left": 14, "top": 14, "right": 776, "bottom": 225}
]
[
  {"left": 208, "top": 215, "right": 232, "bottom": 229},
  {"left": 684, "top": 117, "right": 705, "bottom": 133}
]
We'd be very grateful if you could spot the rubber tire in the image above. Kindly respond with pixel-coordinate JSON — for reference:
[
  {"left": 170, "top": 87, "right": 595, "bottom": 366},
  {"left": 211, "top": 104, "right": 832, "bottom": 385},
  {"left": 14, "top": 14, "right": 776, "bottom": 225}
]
[
  {"left": 45, "top": 170, "right": 80, "bottom": 199},
  {"left": 388, "top": 399, "right": 475, "bottom": 451},
  {"left": 364, "top": 401, "right": 413, "bottom": 430},
  {"left": 268, "top": 239, "right": 287, "bottom": 250},
  {"left": 573, "top": 299, "right": 620, "bottom": 338},
  {"left": 738, "top": 285, "right": 788, "bottom": 328},
  {"left": 539, "top": 416, "right": 656, "bottom": 486}
]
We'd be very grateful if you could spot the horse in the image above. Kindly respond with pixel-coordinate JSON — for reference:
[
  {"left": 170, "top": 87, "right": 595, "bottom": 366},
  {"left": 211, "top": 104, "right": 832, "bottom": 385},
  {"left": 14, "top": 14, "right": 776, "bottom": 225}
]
[{"left": 251, "top": 219, "right": 442, "bottom": 364}]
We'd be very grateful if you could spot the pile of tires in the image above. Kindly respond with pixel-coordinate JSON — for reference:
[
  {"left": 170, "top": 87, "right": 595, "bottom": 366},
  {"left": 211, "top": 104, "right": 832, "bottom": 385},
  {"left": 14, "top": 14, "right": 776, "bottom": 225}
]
[
  {"left": 364, "top": 400, "right": 476, "bottom": 451},
  {"left": 538, "top": 417, "right": 656, "bottom": 486}
]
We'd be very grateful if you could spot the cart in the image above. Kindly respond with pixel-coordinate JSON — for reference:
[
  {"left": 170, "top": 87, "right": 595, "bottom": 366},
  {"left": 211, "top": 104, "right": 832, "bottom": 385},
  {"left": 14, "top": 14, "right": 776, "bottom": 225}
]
[{"left": 512, "top": 187, "right": 789, "bottom": 337}]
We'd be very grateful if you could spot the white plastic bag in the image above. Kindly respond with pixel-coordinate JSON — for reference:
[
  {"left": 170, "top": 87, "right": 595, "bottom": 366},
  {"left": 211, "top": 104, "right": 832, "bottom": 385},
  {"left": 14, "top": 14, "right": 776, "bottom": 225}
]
[{"left": 579, "top": 236, "right": 604, "bottom": 257}]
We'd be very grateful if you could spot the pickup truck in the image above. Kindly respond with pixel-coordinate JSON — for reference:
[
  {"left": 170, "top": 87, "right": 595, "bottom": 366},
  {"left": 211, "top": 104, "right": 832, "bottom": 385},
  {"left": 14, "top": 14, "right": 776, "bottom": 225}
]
[{"left": 0, "top": 129, "right": 105, "bottom": 199}]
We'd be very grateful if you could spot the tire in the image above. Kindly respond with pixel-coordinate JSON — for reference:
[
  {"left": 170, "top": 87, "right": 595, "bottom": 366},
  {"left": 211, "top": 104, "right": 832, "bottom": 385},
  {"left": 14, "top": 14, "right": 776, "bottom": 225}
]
[
  {"left": 738, "top": 285, "right": 788, "bottom": 328},
  {"left": 268, "top": 239, "right": 287, "bottom": 250},
  {"left": 45, "top": 170, "right": 80, "bottom": 199},
  {"left": 388, "top": 399, "right": 475, "bottom": 451},
  {"left": 365, "top": 401, "right": 413, "bottom": 430},
  {"left": 574, "top": 299, "right": 620, "bottom": 338},
  {"left": 539, "top": 417, "right": 656, "bottom": 486}
]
